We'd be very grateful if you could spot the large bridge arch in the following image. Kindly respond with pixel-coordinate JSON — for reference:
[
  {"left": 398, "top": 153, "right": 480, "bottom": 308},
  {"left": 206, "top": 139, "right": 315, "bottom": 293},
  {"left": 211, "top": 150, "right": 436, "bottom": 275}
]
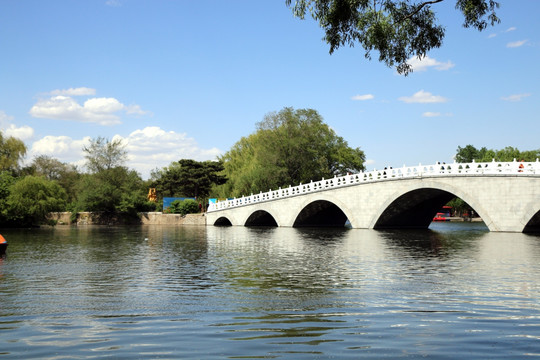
[
  {"left": 368, "top": 180, "right": 495, "bottom": 231},
  {"left": 213, "top": 216, "right": 233, "bottom": 226},
  {"left": 244, "top": 210, "right": 278, "bottom": 227},
  {"left": 206, "top": 163, "right": 540, "bottom": 232},
  {"left": 290, "top": 195, "right": 354, "bottom": 228},
  {"left": 521, "top": 204, "right": 540, "bottom": 233},
  {"left": 239, "top": 203, "right": 286, "bottom": 227},
  {"left": 210, "top": 208, "right": 244, "bottom": 226},
  {"left": 293, "top": 200, "right": 348, "bottom": 227}
]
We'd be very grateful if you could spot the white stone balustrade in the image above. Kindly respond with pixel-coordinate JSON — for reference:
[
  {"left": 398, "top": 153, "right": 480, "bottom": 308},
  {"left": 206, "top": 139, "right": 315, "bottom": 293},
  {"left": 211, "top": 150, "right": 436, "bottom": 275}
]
[{"left": 208, "top": 160, "right": 540, "bottom": 212}]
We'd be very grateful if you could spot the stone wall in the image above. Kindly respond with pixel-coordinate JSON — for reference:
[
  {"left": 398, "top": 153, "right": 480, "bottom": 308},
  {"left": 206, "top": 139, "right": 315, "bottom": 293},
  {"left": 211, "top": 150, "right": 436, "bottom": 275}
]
[
  {"left": 48, "top": 212, "right": 207, "bottom": 226},
  {"left": 139, "top": 212, "right": 206, "bottom": 226},
  {"left": 48, "top": 212, "right": 73, "bottom": 225}
]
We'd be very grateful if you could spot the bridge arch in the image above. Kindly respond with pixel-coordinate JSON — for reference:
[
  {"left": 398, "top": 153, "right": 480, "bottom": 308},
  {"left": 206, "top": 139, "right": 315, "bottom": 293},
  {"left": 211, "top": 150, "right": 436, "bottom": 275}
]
[
  {"left": 207, "top": 162, "right": 540, "bottom": 232},
  {"left": 213, "top": 216, "right": 233, "bottom": 226},
  {"left": 369, "top": 180, "right": 494, "bottom": 230},
  {"left": 521, "top": 205, "right": 540, "bottom": 233},
  {"left": 292, "top": 196, "right": 352, "bottom": 228},
  {"left": 244, "top": 210, "right": 278, "bottom": 227}
]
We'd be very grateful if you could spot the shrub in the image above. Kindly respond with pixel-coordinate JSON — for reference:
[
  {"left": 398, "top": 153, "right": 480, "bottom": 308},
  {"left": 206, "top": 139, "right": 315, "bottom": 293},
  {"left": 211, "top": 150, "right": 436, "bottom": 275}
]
[
  {"left": 7, "top": 175, "right": 67, "bottom": 226},
  {"left": 169, "top": 199, "right": 200, "bottom": 215}
]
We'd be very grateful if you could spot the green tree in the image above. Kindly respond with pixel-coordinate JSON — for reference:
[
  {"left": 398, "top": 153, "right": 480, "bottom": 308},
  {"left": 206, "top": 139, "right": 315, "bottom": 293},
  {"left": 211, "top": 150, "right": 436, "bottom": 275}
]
[
  {"left": 75, "top": 167, "right": 149, "bottom": 215},
  {"left": 7, "top": 176, "right": 67, "bottom": 226},
  {"left": 451, "top": 144, "right": 539, "bottom": 220},
  {"left": 30, "top": 155, "right": 81, "bottom": 204},
  {"left": 446, "top": 197, "right": 472, "bottom": 217},
  {"left": 150, "top": 163, "right": 182, "bottom": 198},
  {"left": 217, "top": 107, "right": 365, "bottom": 197},
  {"left": 152, "top": 159, "right": 227, "bottom": 200},
  {"left": 83, "top": 136, "right": 127, "bottom": 173},
  {"left": 31, "top": 155, "right": 68, "bottom": 180},
  {"left": 168, "top": 199, "right": 200, "bottom": 215},
  {"left": 286, "top": 0, "right": 500, "bottom": 75},
  {"left": 0, "top": 132, "right": 27, "bottom": 173},
  {"left": 75, "top": 137, "right": 151, "bottom": 216},
  {"left": 519, "top": 149, "right": 540, "bottom": 162},
  {"left": 455, "top": 145, "right": 540, "bottom": 162},
  {"left": 455, "top": 144, "right": 483, "bottom": 162},
  {"left": 0, "top": 171, "right": 15, "bottom": 225}
]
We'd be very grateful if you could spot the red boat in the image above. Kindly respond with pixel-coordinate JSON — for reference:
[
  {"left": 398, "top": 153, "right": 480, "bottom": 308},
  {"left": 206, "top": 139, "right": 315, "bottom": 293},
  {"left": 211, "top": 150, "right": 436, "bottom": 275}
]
[
  {"left": 0, "top": 234, "right": 7, "bottom": 255},
  {"left": 433, "top": 206, "right": 452, "bottom": 221},
  {"left": 433, "top": 212, "right": 450, "bottom": 221}
]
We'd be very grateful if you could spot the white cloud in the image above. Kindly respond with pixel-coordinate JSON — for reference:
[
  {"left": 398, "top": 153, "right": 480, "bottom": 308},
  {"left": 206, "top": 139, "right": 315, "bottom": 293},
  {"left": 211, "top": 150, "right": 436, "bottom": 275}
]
[
  {"left": 398, "top": 90, "right": 448, "bottom": 104},
  {"left": 117, "top": 126, "right": 223, "bottom": 178},
  {"left": 29, "top": 135, "right": 90, "bottom": 167},
  {"left": 351, "top": 94, "right": 374, "bottom": 101},
  {"left": 84, "top": 97, "right": 124, "bottom": 113},
  {"left": 29, "top": 88, "right": 148, "bottom": 126},
  {"left": 4, "top": 124, "right": 34, "bottom": 141},
  {"left": 407, "top": 55, "right": 455, "bottom": 72},
  {"left": 50, "top": 87, "right": 96, "bottom": 96},
  {"left": 489, "top": 27, "right": 517, "bottom": 39},
  {"left": 422, "top": 111, "right": 454, "bottom": 117},
  {"left": 30, "top": 95, "right": 121, "bottom": 125},
  {"left": 105, "top": 0, "right": 122, "bottom": 6},
  {"left": 507, "top": 40, "right": 527, "bottom": 48},
  {"left": 0, "top": 110, "right": 34, "bottom": 141},
  {"left": 0, "top": 110, "right": 14, "bottom": 124},
  {"left": 31, "top": 136, "right": 89, "bottom": 156},
  {"left": 422, "top": 112, "right": 453, "bottom": 118},
  {"left": 501, "top": 93, "right": 531, "bottom": 102},
  {"left": 28, "top": 127, "right": 223, "bottom": 179},
  {"left": 365, "top": 159, "right": 376, "bottom": 166},
  {"left": 125, "top": 104, "right": 148, "bottom": 115}
]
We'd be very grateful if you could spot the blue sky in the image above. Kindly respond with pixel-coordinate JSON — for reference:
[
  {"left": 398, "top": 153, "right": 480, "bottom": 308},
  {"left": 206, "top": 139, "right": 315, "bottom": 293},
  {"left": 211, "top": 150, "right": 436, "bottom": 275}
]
[{"left": 1, "top": 1, "right": 538, "bottom": 179}]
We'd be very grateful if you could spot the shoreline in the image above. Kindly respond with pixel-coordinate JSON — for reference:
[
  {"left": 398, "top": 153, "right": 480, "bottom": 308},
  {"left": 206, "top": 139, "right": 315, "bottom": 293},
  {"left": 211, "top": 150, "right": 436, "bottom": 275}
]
[
  {"left": 48, "top": 212, "right": 207, "bottom": 226},
  {"left": 47, "top": 212, "right": 482, "bottom": 227}
]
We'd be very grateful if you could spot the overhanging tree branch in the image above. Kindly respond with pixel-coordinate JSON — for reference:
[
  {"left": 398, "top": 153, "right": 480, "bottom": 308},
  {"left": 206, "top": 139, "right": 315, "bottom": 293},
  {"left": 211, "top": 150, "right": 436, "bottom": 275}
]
[
  {"left": 285, "top": 0, "right": 500, "bottom": 75},
  {"left": 400, "top": 0, "right": 445, "bottom": 22}
]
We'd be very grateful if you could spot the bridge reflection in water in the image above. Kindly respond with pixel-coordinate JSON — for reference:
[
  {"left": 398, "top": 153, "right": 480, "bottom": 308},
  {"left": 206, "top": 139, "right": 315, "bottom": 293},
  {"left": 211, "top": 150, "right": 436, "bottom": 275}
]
[{"left": 207, "top": 161, "right": 540, "bottom": 233}]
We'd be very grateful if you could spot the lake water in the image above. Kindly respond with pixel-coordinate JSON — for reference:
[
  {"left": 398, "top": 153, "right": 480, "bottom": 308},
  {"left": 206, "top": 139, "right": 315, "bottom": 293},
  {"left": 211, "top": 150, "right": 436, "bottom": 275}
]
[{"left": 1, "top": 223, "right": 540, "bottom": 359}]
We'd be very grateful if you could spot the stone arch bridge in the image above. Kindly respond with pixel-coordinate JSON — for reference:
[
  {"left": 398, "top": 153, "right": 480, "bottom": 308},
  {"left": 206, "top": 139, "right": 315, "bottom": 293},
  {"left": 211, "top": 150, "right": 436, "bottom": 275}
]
[{"left": 206, "top": 161, "right": 540, "bottom": 233}]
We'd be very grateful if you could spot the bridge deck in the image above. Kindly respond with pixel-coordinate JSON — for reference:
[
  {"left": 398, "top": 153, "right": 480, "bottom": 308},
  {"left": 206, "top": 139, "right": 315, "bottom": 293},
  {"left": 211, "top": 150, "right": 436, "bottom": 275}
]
[{"left": 209, "top": 161, "right": 540, "bottom": 212}]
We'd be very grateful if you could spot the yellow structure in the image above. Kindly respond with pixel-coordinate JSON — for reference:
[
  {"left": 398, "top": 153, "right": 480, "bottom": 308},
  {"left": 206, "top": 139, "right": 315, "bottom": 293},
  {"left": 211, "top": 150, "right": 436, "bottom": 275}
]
[{"left": 147, "top": 188, "right": 157, "bottom": 202}]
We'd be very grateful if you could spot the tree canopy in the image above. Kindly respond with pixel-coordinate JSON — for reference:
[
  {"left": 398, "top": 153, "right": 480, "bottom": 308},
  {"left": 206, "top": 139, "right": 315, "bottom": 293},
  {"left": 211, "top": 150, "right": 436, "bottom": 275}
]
[
  {"left": 216, "top": 107, "right": 365, "bottom": 197},
  {"left": 31, "top": 155, "right": 70, "bottom": 181},
  {"left": 7, "top": 176, "right": 67, "bottom": 226},
  {"left": 83, "top": 136, "right": 128, "bottom": 173},
  {"left": 0, "top": 135, "right": 157, "bottom": 226},
  {"left": 455, "top": 145, "right": 540, "bottom": 163},
  {"left": 29, "top": 155, "right": 81, "bottom": 203},
  {"left": 0, "top": 171, "right": 16, "bottom": 224},
  {"left": 75, "top": 167, "right": 150, "bottom": 215},
  {"left": 75, "top": 137, "right": 153, "bottom": 217},
  {"left": 0, "top": 131, "right": 27, "bottom": 173},
  {"left": 167, "top": 199, "right": 200, "bottom": 215},
  {"left": 285, "top": 0, "right": 500, "bottom": 74},
  {"left": 152, "top": 159, "right": 227, "bottom": 200}
]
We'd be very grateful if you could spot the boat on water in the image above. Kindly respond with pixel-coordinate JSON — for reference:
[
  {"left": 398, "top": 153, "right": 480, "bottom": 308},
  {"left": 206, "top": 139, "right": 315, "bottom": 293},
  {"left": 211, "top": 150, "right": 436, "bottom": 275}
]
[
  {"left": 0, "top": 234, "right": 7, "bottom": 255},
  {"left": 432, "top": 212, "right": 450, "bottom": 221},
  {"left": 433, "top": 205, "right": 452, "bottom": 222}
]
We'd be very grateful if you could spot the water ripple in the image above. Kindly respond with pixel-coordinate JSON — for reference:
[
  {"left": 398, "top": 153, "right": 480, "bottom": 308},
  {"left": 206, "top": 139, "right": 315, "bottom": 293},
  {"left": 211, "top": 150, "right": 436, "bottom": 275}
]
[{"left": 0, "top": 224, "right": 539, "bottom": 359}]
